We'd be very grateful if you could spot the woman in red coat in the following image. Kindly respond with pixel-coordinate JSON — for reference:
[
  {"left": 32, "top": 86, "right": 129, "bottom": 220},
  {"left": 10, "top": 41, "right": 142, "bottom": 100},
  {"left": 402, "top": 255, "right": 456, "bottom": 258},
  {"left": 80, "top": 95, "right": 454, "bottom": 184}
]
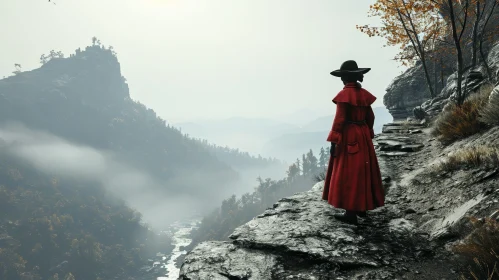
[{"left": 322, "top": 60, "right": 385, "bottom": 224}]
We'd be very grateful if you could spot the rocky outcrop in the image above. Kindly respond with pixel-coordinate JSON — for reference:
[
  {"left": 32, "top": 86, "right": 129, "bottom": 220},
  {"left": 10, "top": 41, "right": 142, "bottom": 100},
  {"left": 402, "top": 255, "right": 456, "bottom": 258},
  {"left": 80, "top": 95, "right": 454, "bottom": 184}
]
[
  {"left": 412, "top": 43, "right": 499, "bottom": 119},
  {"left": 488, "top": 42, "right": 499, "bottom": 81},
  {"left": 385, "top": 42, "right": 499, "bottom": 121},
  {"left": 383, "top": 63, "right": 432, "bottom": 120},
  {"left": 179, "top": 120, "right": 499, "bottom": 279},
  {"left": 418, "top": 65, "right": 491, "bottom": 118},
  {"left": 179, "top": 182, "right": 436, "bottom": 280}
]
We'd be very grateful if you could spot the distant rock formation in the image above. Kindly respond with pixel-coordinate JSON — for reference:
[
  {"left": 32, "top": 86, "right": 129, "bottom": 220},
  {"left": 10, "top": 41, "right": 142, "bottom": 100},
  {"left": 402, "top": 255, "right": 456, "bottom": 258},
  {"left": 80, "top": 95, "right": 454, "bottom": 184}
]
[{"left": 383, "top": 62, "right": 433, "bottom": 120}]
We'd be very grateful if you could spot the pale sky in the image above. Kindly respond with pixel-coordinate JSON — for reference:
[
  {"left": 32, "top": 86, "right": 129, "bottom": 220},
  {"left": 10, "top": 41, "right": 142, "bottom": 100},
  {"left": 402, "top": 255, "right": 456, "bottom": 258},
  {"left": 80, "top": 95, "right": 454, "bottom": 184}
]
[{"left": 1, "top": 0, "right": 406, "bottom": 123}]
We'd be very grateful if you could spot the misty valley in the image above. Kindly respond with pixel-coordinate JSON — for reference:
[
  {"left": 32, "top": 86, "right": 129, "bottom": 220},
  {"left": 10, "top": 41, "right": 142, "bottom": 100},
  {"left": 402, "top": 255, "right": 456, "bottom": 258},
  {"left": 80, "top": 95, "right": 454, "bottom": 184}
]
[{"left": 0, "top": 41, "right": 347, "bottom": 280}]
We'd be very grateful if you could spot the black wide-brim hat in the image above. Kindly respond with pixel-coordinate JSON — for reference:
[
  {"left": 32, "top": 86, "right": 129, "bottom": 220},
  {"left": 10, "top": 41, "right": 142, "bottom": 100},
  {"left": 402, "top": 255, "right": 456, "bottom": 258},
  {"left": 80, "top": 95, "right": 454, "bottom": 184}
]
[{"left": 330, "top": 60, "right": 371, "bottom": 77}]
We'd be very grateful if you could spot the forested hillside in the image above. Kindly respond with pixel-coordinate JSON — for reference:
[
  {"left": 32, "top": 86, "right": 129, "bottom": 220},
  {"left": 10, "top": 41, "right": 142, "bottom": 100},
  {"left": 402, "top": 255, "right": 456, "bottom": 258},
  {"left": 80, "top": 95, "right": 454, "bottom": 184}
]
[
  {"left": 0, "top": 42, "right": 249, "bottom": 203},
  {"left": 0, "top": 150, "right": 173, "bottom": 280}
]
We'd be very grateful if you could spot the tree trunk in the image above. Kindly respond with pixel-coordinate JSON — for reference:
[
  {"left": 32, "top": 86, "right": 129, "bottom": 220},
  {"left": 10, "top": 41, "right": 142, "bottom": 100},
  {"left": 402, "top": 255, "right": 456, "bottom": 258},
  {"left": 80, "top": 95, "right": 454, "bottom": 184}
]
[
  {"left": 434, "top": 57, "right": 438, "bottom": 95},
  {"left": 471, "top": 1, "right": 480, "bottom": 67},
  {"left": 479, "top": 36, "right": 492, "bottom": 78},
  {"left": 420, "top": 55, "right": 435, "bottom": 98},
  {"left": 448, "top": 0, "right": 463, "bottom": 105},
  {"left": 396, "top": 8, "right": 435, "bottom": 98},
  {"left": 440, "top": 57, "right": 444, "bottom": 89}
]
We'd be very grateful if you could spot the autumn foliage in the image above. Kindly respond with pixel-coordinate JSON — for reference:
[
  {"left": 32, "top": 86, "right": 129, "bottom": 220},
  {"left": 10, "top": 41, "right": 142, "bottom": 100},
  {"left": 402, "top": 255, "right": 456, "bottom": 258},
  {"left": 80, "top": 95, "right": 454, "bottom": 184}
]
[
  {"left": 358, "top": 0, "right": 499, "bottom": 104},
  {"left": 357, "top": 1, "right": 444, "bottom": 66}
]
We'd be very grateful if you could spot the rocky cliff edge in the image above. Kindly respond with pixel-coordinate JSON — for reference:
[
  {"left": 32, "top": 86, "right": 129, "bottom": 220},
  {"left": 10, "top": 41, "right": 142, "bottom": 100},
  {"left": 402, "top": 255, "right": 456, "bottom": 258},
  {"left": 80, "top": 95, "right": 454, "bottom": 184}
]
[{"left": 178, "top": 120, "right": 499, "bottom": 280}]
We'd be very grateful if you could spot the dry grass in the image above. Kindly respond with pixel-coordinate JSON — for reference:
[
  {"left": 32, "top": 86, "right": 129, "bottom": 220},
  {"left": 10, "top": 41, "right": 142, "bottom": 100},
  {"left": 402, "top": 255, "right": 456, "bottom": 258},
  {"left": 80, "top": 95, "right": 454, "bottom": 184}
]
[
  {"left": 479, "top": 87, "right": 499, "bottom": 127},
  {"left": 453, "top": 217, "right": 499, "bottom": 280},
  {"left": 437, "top": 145, "right": 499, "bottom": 172},
  {"left": 400, "top": 120, "right": 411, "bottom": 130},
  {"left": 432, "top": 85, "right": 493, "bottom": 145}
]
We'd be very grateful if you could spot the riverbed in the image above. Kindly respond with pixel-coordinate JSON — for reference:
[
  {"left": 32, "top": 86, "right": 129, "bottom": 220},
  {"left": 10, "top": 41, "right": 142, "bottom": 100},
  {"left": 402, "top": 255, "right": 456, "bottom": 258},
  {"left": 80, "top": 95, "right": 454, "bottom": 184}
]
[{"left": 155, "top": 217, "right": 201, "bottom": 280}]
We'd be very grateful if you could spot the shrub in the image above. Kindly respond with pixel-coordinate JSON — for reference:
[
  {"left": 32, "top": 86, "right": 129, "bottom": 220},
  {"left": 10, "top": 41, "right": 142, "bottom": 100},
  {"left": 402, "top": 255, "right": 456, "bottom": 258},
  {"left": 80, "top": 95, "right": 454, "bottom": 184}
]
[
  {"left": 437, "top": 145, "right": 499, "bottom": 172},
  {"left": 432, "top": 86, "right": 492, "bottom": 144},
  {"left": 314, "top": 168, "right": 327, "bottom": 182},
  {"left": 479, "top": 87, "right": 499, "bottom": 127},
  {"left": 453, "top": 217, "right": 499, "bottom": 280}
]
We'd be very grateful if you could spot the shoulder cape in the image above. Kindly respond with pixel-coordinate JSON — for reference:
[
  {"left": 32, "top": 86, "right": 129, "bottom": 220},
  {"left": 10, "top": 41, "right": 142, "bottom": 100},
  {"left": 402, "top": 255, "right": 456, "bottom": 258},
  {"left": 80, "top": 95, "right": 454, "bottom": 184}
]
[{"left": 332, "top": 83, "right": 376, "bottom": 106}]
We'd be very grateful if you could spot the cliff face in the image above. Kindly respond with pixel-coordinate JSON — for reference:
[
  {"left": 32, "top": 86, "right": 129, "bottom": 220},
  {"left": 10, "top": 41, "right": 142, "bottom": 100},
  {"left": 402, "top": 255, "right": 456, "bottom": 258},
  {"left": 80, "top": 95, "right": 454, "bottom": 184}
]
[
  {"left": 179, "top": 120, "right": 499, "bottom": 279},
  {"left": 384, "top": 42, "right": 499, "bottom": 120},
  {"left": 383, "top": 63, "right": 432, "bottom": 120}
]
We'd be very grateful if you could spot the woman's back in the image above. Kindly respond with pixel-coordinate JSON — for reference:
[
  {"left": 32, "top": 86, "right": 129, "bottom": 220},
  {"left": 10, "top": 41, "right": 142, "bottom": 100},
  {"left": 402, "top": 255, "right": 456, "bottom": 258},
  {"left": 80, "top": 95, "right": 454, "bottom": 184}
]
[
  {"left": 347, "top": 106, "right": 369, "bottom": 122},
  {"left": 322, "top": 61, "right": 385, "bottom": 224}
]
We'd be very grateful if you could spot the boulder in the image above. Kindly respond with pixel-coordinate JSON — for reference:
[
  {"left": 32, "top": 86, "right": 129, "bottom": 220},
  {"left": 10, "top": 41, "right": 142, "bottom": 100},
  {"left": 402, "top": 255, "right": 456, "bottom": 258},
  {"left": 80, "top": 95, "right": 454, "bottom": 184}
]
[{"left": 413, "top": 106, "right": 427, "bottom": 120}]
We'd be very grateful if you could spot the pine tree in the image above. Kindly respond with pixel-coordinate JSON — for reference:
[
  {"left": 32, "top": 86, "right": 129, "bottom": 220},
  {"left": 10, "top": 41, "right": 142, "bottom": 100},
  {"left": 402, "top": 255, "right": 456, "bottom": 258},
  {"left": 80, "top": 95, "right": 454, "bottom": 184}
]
[
  {"left": 319, "top": 147, "right": 327, "bottom": 170},
  {"left": 302, "top": 154, "right": 309, "bottom": 177},
  {"left": 306, "top": 149, "right": 319, "bottom": 176},
  {"left": 286, "top": 163, "right": 300, "bottom": 182}
]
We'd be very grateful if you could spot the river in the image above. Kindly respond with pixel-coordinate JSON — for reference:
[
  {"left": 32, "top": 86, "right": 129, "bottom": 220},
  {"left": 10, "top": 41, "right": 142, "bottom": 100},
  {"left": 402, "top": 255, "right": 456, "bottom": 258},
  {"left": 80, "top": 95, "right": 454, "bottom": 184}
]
[{"left": 153, "top": 217, "right": 201, "bottom": 280}]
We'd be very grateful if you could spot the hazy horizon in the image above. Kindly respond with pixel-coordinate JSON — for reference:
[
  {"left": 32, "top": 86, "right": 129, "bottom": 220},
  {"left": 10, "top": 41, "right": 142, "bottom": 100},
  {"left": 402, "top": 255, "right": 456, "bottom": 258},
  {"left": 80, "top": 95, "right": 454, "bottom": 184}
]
[{"left": 1, "top": 0, "right": 406, "bottom": 124}]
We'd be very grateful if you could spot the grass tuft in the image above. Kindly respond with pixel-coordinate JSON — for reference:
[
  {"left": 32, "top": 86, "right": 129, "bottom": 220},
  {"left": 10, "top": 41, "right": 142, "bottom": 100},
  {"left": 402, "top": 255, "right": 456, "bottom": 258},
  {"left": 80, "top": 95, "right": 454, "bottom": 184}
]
[
  {"left": 437, "top": 145, "right": 499, "bottom": 172},
  {"left": 453, "top": 217, "right": 499, "bottom": 280},
  {"left": 431, "top": 85, "right": 492, "bottom": 145}
]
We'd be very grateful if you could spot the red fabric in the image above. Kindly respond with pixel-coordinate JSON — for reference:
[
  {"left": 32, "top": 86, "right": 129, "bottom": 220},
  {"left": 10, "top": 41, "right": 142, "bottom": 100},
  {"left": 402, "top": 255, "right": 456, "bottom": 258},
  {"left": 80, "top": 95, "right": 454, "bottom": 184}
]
[{"left": 322, "top": 83, "right": 385, "bottom": 211}]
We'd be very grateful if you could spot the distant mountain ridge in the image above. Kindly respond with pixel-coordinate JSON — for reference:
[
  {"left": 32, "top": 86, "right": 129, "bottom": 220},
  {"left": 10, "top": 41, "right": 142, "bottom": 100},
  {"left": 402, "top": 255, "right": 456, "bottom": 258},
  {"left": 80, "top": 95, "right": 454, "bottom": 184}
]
[
  {"left": 0, "top": 43, "right": 289, "bottom": 225},
  {"left": 295, "top": 106, "right": 392, "bottom": 133},
  {"left": 176, "top": 106, "right": 393, "bottom": 162}
]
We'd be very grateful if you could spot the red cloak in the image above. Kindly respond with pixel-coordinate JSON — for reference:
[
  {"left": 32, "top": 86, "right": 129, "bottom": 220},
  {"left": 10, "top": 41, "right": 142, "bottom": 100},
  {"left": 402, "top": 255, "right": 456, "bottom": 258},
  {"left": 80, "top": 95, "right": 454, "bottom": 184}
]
[{"left": 322, "top": 82, "right": 385, "bottom": 211}]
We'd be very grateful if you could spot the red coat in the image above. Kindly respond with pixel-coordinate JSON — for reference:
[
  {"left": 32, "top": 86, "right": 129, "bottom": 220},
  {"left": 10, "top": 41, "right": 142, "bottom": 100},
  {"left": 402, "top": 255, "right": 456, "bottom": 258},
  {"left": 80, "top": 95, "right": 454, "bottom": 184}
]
[{"left": 322, "top": 82, "right": 385, "bottom": 211}]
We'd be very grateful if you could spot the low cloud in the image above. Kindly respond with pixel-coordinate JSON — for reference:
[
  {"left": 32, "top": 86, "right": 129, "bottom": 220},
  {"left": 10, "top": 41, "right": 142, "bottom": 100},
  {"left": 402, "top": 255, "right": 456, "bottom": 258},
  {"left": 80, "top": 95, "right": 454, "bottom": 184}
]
[{"left": 0, "top": 122, "right": 201, "bottom": 229}]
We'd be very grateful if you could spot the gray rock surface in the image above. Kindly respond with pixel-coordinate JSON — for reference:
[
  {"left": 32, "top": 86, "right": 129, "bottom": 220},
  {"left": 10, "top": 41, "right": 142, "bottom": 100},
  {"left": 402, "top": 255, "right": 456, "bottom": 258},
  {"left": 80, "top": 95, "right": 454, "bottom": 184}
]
[
  {"left": 488, "top": 42, "right": 499, "bottom": 81},
  {"left": 490, "top": 84, "right": 499, "bottom": 101},
  {"left": 179, "top": 242, "right": 279, "bottom": 280},
  {"left": 179, "top": 179, "right": 431, "bottom": 279},
  {"left": 383, "top": 63, "right": 432, "bottom": 120},
  {"left": 179, "top": 121, "right": 494, "bottom": 280}
]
